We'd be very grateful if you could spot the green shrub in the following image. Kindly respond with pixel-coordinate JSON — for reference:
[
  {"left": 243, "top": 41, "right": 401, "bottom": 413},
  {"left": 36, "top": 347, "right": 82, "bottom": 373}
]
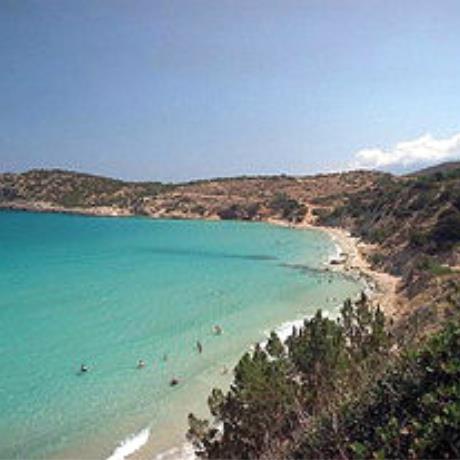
[
  {"left": 368, "top": 228, "right": 391, "bottom": 244},
  {"left": 187, "top": 296, "right": 390, "bottom": 459},
  {"left": 269, "top": 193, "right": 307, "bottom": 222},
  {"left": 369, "top": 252, "right": 385, "bottom": 266},
  {"left": 295, "top": 322, "right": 460, "bottom": 459},
  {"left": 217, "top": 203, "right": 260, "bottom": 220},
  {"left": 410, "top": 230, "right": 429, "bottom": 247},
  {"left": 430, "top": 208, "right": 460, "bottom": 249},
  {"left": 428, "top": 263, "right": 453, "bottom": 276}
]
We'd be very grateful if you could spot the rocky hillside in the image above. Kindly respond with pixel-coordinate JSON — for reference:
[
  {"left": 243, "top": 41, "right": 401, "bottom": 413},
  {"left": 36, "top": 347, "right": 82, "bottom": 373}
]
[
  {"left": 409, "top": 161, "right": 460, "bottom": 177},
  {"left": 0, "top": 168, "right": 384, "bottom": 221},
  {"left": 319, "top": 167, "right": 460, "bottom": 293},
  {"left": 141, "top": 171, "right": 384, "bottom": 221},
  {"left": 0, "top": 169, "right": 170, "bottom": 213}
]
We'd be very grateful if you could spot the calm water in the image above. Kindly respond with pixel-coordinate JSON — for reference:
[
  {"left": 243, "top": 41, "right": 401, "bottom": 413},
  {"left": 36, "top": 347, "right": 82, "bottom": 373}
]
[{"left": 0, "top": 211, "right": 362, "bottom": 459}]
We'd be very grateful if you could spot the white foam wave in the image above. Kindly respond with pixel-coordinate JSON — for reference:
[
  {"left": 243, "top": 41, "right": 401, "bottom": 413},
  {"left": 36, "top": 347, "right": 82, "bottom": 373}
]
[
  {"left": 259, "top": 316, "right": 307, "bottom": 349},
  {"left": 106, "top": 427, "right": 150, "bottom": 460},
  {"left": 273, "top": 318, "right": 305, "bottom": 342},
  {"left": 154, "top": 441, "right": 196, "bottom": 460},
  {"left": 262, "top": 308, "right": 345, "bottom": 348},
  {"left": 327, "top": 238, "right": 343, "bottom": 264}
]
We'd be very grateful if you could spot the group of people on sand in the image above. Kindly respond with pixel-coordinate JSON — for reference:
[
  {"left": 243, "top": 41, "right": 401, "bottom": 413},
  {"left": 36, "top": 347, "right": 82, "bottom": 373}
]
[{"left": 78, "top": 324, "right": 225, "bottom": 385}]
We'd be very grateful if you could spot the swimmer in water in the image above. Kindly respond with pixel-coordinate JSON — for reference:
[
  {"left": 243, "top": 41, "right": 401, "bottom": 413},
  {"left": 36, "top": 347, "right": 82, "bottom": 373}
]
[
  {"left": 162, "top": 353, "right": 168, "bottom": 362},
  {"left": 196, "top": 340, "right": 203, "bottom": 354},
  {"left": 213, "top": 324, "right": 223, "bottom": 335},
  {"left": 170, "top": 377, "right": 179, "bottom": 386},
  {"left": 80, "top": 364, "right": 89, "bottom": 373},
  {"left": 137, "top": 359, "right": 146, "bottom": 369}
]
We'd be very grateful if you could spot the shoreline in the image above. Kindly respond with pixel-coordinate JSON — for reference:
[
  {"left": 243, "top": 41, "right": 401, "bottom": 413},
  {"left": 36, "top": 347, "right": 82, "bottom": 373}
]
[
  {"left": 314, "top": 224, "right": 403, "bottom": 320},
  {"left": 266, "top": 218, "right": 404, "bottom": 320}
]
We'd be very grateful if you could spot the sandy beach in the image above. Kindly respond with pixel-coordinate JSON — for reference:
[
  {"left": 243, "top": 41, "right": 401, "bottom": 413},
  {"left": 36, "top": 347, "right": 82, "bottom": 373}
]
[
  {"left": 316, "top": 225, "right": 403, "bottom": 317},
  {"left": 267, "top": 218, "right": 405, "bottom": 321}
]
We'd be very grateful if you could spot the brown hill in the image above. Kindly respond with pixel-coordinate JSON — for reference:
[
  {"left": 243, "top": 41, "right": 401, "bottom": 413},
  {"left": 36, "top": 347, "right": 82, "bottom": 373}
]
[
  {"left": 408, "top": 161, "right": 460, "bottom": 177},
  {"left": 0, "top": 168, "right": 384, "bottom": 221}
]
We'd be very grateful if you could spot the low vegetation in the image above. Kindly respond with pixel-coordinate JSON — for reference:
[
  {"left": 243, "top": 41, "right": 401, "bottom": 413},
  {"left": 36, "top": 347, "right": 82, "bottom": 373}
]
[
  {"left": 0, "top": 169, "right": 172, "bottom": 209},
  {"left": 217, "top": 203, "right": 260, "bottom": 221},
  {"left": 0, "top": 168, "right": 382, "bottom": 221},
  {"left": 268, "top": 192, "right": 307, "bottom": 222}
]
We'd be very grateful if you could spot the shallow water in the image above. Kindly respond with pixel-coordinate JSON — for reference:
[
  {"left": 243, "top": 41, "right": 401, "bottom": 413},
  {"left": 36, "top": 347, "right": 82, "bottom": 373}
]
[{"left": 0, "top": 211, "right": 362, "bottom": 458}]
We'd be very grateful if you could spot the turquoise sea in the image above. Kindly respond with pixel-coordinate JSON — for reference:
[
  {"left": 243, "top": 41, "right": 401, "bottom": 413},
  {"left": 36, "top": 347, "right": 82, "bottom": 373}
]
[{"left": 0, "top": 211, "right": 362, "bottom": 459}]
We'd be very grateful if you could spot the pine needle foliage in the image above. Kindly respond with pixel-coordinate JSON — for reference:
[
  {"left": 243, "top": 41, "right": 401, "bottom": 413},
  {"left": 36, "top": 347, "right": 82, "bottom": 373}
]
[{"left": 187, "top": 294, "right": 392, "bottom": 459}]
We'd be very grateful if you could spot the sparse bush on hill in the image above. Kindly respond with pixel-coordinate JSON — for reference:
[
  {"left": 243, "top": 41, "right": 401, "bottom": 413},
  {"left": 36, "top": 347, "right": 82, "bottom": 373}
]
[
  {"left": 0, "top": 169, "right": 173, "bottom": 209},
  {"left": 430, "top": 208, "right": 460, "bottom": 251},
  {"left": 0, "top": 186, "right": 18, "bottom": 201},
  {"left": 217, "top": 203, "right": 260, "bottom": 220},
  {"left": 409, "top": 230, "right": 429, "bottom": 248},
  {"left": 269, "top": 193, "right": 307, "bottom": 223},
  {"left": 318, "top": 169, "right": 460, "bottom": 280}
]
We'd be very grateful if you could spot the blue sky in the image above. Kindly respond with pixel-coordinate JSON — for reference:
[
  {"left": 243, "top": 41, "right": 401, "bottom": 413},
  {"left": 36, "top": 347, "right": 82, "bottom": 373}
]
[{"left": 1, "top": 0, "right": 460, "bottom": 181}]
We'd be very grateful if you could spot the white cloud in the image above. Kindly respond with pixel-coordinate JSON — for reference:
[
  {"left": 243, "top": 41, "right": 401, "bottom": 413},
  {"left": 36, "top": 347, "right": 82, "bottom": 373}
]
[{"left": 351, "top": 132, "right": 460, "bottom": 169}]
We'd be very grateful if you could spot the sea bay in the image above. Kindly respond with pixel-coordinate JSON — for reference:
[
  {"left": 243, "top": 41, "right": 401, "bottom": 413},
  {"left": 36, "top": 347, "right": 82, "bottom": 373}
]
[{"left": 0, "top": 211, "right": 362, "bottom": 458}]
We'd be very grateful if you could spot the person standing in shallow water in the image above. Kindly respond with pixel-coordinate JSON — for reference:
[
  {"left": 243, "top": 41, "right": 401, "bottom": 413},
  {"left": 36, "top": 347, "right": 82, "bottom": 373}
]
[
  {"left": 213, "top": 324, "right": 223, "bottom": 335},
  {"left": 196, "top": 340, "right": 203, "bottom": 354}
]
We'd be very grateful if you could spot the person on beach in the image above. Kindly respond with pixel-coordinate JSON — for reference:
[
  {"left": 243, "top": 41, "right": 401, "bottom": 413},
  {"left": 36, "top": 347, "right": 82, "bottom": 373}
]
[
  {"left": 196, "top": 340, "right": 203, "bottom": 354},
  {"left": 137, "top": 359, "right": 146, "bottom": 369}
]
